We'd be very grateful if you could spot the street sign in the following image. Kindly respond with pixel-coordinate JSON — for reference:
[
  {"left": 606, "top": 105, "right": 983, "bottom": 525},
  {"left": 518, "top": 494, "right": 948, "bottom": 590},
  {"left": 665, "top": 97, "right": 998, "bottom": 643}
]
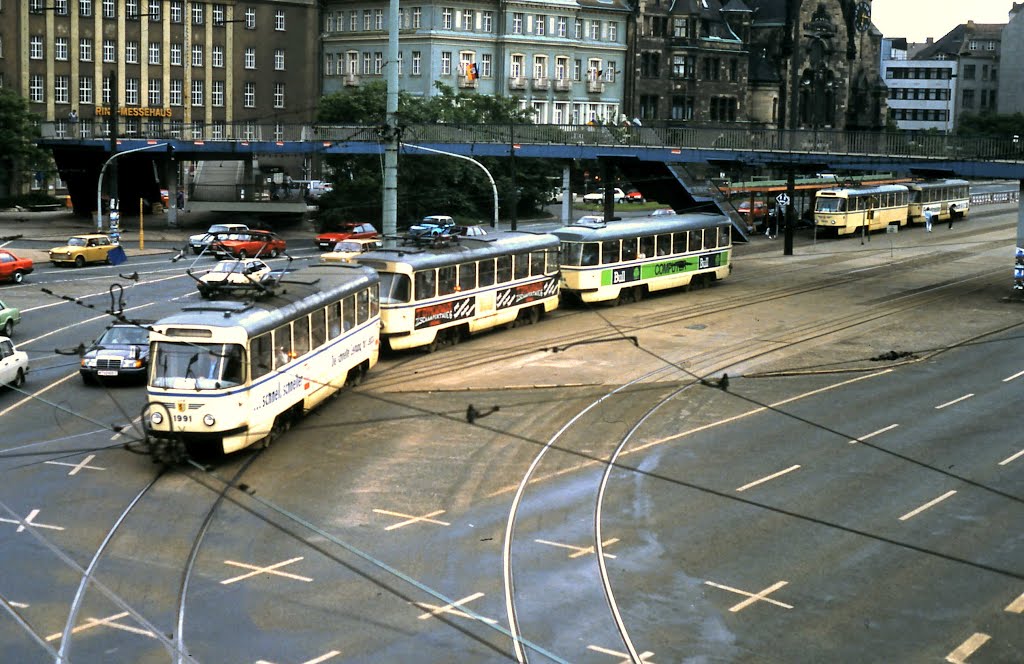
[{"left": 776, "top": 193, "right": 790, "bottom": 208}]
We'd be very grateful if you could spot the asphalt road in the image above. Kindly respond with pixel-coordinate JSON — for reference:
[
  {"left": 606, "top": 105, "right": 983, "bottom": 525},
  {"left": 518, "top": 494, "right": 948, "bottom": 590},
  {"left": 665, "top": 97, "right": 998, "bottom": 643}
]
[{"left": 0, "top": 201, "right": 1021, "bottom": 663}]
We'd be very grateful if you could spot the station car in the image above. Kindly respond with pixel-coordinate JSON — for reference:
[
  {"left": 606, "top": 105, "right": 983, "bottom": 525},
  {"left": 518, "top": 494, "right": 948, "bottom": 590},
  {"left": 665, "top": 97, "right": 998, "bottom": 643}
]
[
  {"left": 212, "top": 230, "right": 286, "bottom": 259},
  {"left": 48, "top": 234, "right": 117, "bottom": 267},
  {"left": 79, "top": 322, "right": 151, "bottom": 384},
  {"left": 189, "top": 223, "right": 248, "bottom": 255},
  {"left": 314, "top": 221, "right": 379, "bottom": 250},
  {"left": 0, "top": 300, "right": 21, "bottom": 337},
  {"left": 0, "top": 336, "right": 28, "bottom": 388},
  {"left": 197, "top": 259, "right": 271, "bottom": 298},
  {"left": 0, "top": 250, "right": 34, "bottom": 283},
  {"left": 320, "top": 238, "right": 384, "bottom": 264},
  {"left": 408, "top": 215, "right": 456, "bottom": 238}
]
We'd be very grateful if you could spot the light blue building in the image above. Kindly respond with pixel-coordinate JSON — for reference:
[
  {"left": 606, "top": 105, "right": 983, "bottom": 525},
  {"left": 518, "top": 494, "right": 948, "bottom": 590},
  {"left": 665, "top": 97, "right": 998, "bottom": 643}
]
[{"left": 321, "top": 1, "right": 630, "bottom": 124}]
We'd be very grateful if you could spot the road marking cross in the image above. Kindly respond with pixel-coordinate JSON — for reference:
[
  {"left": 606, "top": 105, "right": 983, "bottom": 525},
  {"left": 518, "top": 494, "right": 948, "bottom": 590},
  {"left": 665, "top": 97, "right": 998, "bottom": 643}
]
[
  {"left": 704, "top": 580, "right": 794, "bottom": 612},
  {"left": 535, "top": 538, "right": 620, "bottom": 559},
  {"left": 587, "top": 644, "right": 657, "bottom": 663},
  {"left": 44, "top": 454, "right": 106, "bottom": 476},
  {"left": 415, "top": 592, "right": 496, "bottom": 624},
  {"left": 45, "top": 611, "right": 155, "bottom": 642},
  {"left": 220, "top": 557, "right": 312, "bottom": 585},
  {"left": 0, "top": 509, "right": 64, "bottom": 533},
  {"left": 373, "top": 508, "right": 450, "bottom": 531}
]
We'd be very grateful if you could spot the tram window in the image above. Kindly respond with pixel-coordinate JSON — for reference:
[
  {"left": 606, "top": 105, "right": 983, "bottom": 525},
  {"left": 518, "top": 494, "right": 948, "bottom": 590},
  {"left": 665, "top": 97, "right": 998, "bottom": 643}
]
[
  {"left": 328, "top": 302, "right": 342, "bottom": 339},
  {"left": 497, "top": 255, "right": 513, "bottom": 282},
  {"left": 458, "top": 263, "right": 476, "bottom": 291},
  {"left": 687, "top": 230, "right": 701, "bottom": 251},
  {"left": 816, "top": 197, "right": 844, "bottom": 212},
  {"left": 438, "top": 265, "right": 457, "bottom": 296},
  {"left": 580, "top": 243, "right": 599, "bottom": 266},
  {"left": 672, "top": 232, "right": 687, "bottom": 254},
  {"left": 479, "top": 258, "right": 496, "bottom": 286},
  {"left": 273, "top": 326, "right": 293, "bottom": 369},
  {"left": 293, "top": 315, "right": 310, "bottom": 357},
  {"left": 414, "top": 270, "right": 436, "bottom": 300},
  {"left": 343, "top": 295, "right": 356, "bottom": 330},
  {"left": 621, "top": 238, "right": 638, "bottom": 261},
  {"left": 601, "top": 240, "right": 620, "bottom": 264},
  {"left": 311, "top": 308, "right": 327, "bottom": 348},
  {"left": 356, "top": 289, "right": 369, "bottom": 323},
  {"left": 640, "top": 236, "right": 655, "bottom": 258},
  {"left": 251, "top": 333, "right": 273, "bottom": 379},
  {"left": 369, "top": 284, "right": 379, "bottom": 317},
  {"left": 513, "top": 253, "right": 530, "bottom": 279},
  {"left": 379, "top": 272, "right": 410, "bottom": 304},
  {"left": 530, "top": 251, "right": 545, "bottom": 275},
  {"left": 561, "top": 242, "right": 582, "bottom": 266},
  {"left": 718, "top": 226, "right": 730, "bottom": 247},
  {"left": 656, "top": 235, "right": 671, "bottom": 256},
  {"left": 546, "top": 248, "right": 560, "bottom": 274}
]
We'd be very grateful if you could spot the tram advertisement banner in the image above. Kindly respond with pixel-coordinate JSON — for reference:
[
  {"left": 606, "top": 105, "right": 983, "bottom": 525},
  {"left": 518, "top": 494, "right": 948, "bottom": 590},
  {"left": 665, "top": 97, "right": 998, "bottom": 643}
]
[
  {"left": 496, "top": 277, "right": 559, "bottom": 310},
  {"left": 414, "top": 295, "right": 476, "bottom": 329},
  {"left": 601, "top": 251, "right": 728, "bottom": 286}
]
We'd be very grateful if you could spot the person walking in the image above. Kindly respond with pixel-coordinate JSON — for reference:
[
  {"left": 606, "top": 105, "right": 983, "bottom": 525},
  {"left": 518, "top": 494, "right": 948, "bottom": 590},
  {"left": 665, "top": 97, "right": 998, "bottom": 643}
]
[
  {"left": 924, "top": 210, "right": 933, "bottom": 232},
  {"left": 948, "top": 207, "right": 955, "bottom": 229}
]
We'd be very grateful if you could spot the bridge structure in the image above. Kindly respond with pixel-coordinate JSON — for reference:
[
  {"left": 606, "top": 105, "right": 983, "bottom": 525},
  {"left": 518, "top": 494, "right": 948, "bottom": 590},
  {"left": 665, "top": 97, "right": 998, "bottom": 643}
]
[{"left": 38, "top": 122, "right": 1024, "bottom": 289}]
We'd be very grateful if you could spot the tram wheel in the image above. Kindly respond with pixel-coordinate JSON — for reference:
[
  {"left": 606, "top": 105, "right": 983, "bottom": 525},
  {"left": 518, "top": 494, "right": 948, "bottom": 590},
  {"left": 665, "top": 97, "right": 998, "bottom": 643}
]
[
  {"left": 526, "top": 306, "right": 541, "bottom": 325},
  {"left": 346, "top": 365, "right": 364, "bottom": 387},
  {"left": 425, "top": 334, "right": 440, "bottom": 353}
]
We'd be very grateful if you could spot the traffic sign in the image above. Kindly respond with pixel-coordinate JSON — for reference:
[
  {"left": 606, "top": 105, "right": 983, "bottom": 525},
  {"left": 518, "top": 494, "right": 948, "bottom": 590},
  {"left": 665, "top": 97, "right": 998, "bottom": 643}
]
[{"left": 776, "top": 193, "right": 790, "bottom": 208}]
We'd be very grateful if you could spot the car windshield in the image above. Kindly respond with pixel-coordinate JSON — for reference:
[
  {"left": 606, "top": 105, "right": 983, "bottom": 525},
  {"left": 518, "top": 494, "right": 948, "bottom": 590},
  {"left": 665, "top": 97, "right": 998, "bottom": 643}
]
[
  {"left": 211, "top": 261, "right": 244, "bottom": 273},
  {"left": 99, "top": 326, "right": 149, "bottom": 346},
  {"left": 209, "top": 225, "right": 237, "bottom": 234},
  {"left": 150, "top": 342, "right": 245, "bottom": 390},
  {"left": 333, "top": 242, "right": 363, "bottom": 252},
  {"left": 67, "top": 237, "right": 88, "bottom": 247}
]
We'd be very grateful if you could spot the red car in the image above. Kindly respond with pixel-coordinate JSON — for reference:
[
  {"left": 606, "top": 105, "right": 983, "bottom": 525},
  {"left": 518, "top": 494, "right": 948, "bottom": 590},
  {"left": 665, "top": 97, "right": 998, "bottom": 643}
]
[
  {"left": 212, "top": 230, "right": 286, "bottom": 259},
  {"left": 737, "top": 200, "right": 770, "bottom": 226},
  {"left": 315, "top": 222, "right": 379, "bottom": 251},
  {"left": 0, "top": 250, "right": 34, "bottom": 284}
]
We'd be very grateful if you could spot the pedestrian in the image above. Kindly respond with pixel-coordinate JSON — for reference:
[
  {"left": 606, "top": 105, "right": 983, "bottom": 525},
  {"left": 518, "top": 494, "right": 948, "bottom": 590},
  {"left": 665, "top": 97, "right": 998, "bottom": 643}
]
[
  {"left": 176, "top": 189, "right": 185, "bottom": 210},
  {"left": 924, "top": 210, "right": 933, "bottom": 232},
  {"left": 948, "top": 207, "right": 955, "bottom": 229},
  {"left": 67, "top": 109, "right": 79, "bottom": 137}
]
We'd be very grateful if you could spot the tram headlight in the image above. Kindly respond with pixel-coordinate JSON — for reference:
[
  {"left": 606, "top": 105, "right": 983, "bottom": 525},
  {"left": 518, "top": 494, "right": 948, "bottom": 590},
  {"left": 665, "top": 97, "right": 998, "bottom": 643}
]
[
  {"left": 150, "top": 411, "right": 164, "bottom": 425},
  {"left": 203, "top": 414, "right": 216, "bottom": 426}
]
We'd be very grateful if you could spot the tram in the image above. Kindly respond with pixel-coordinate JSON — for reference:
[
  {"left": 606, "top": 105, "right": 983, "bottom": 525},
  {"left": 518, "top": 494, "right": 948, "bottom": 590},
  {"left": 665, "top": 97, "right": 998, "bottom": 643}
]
[
  {"left": 814, "top": 184, "right": 911, "bottom": 235},
  {"left": 357, "top": 231, "right": 561, "bottom": 351},
  {"left": 553, "top": 213, "right": 732, "bottom": 304},
  {"left": 907, "top": 179, "right": 970, "bottom": 223},
  {"left": 143, "top": 263, "right": 380, "bottom": 463}
]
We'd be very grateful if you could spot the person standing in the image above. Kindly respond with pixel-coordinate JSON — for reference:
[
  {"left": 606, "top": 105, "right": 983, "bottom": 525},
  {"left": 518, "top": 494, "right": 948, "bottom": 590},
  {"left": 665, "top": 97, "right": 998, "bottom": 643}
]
[{"left": 67, "top": 109, "right": 79, "bottom": 137}]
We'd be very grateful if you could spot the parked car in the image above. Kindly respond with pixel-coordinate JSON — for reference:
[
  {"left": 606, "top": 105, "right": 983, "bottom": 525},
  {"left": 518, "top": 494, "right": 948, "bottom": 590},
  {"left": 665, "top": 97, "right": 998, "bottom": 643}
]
[
  {"left": 189, "top": 223, "right": 249, "bottom": 255},
  {"left": 48, "top": 234, "right": 117, "bottom": 267},
  {"left": 408, "top": 215, "right": 456, "bottom": 237},
  {"left": 320, "top": 238, "right": 385, "bottom": 264},
  {"left": 0, "top": 300, "right": 20, "bottom": 337},
  {"left": 0, "top": 250, "right": 34, "bottom": 284},
  {"left": 574, "top": 215, "right": 605, "bottom": 225},
  {"left": 197, "top": 259, "right": 272, "bottom": 298},
  {"left": 453, "top": 225, "right": 488, "bottom": 237},
  {"left": 625, "top": 189, "right": 646, "bottom": 203},
  {"left": 582, "top": 188, "right": 627, "bottom": 204},
  {"left": 212, "top": 230, "right": 286, "bottom": 259},
  {"left": 315, "top": 222, "right": 379, "bottom": 250},
  {"left": 736, "top": 200, "right": 770, "bottom": 227},
  {"left": 79, "top": 322, "right": 151, "bottom": 384},
  {"left": 0, "top": 336, "right": 28, "bottom": 388},
  {"left": 650, "top": 208, "right": 676, "bottom": 216}
]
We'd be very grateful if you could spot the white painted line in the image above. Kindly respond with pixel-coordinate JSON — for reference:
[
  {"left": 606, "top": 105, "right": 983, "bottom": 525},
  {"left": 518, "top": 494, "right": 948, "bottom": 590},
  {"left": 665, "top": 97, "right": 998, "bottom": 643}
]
[
  {"left": 20, "top": 300, "right": 158, "bottom": 348},
  {"left": 110, "top": 415, "right": 142, "bottom": 441},
  {"left": 256, "top": 651, "right": 341, "bottom": 664},
  {"left": 849, "top": 423, "right": 899, "bottom": 444},
  {"left": 586, "top": 644, "right": 657, "bottom": 663},
  {"left": 999, "top": 449, "right": 1024, "bottom": 466},
  {"left": 535, "top": 538, "right": 619, "bottom": 559},
  {"left": 736, "top": 465, "right": 800, "bottom": 492},
  {"left": 0, "top": 372, "right": 78, "bottom": 419},
  {"left": 11, "top": 601, "right": 28, "bottom": 608},
  {"left": 415, "top": 592, "right": 497, "bottom": 624},
  {"left": 0, "top": 508, "right": 64, "bottom": 533},
  {"left": 935, "top": 394, "right": 974, "bottom": 410},
  {"left": 220, "top": 557, "right": 312, "bottom": 585},
  {"left": 1003, "top": 369, "right": 1024, "bottom": 382},
  {"left": 21, "top": 272, "right": 188, "bottom": 313},
  {"left": 704, "top": 580, "right": 793, "bottom": 612},
  {"left": 45, "top": 611, "right": 155, "bottom": 643},
  {"left": 44, "top": 454, "right": 105, "bottom": 476},
  {"left": 945, "top": 632, "right": 990, "bottom": 663},
  {"left": 899, "top": 490, "right": 957, "bottom": 521},
  {"left": 373, "top": 508, "right": 450, "bottom": 531},
  {"left": 1005, "top": 591, "right": 1024, "bottom": 613}
]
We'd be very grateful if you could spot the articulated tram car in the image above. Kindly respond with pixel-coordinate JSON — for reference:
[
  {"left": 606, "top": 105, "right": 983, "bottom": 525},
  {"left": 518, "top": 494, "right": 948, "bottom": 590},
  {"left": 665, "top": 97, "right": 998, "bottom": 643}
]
[
  {"left": 144, "top": 263, "right": 380, "bottom": 463},
  {"left": 814, "top": 184, "right": 911, "bottom": 235},
  {"left": 907, "top": 179, "right": 970, "bottom": 224},
  {"left": 553, "top": 212, "right": 733, "bottom": 304},
  {"left": 358, "top": 231, "right": 561, "bottom": 351}
]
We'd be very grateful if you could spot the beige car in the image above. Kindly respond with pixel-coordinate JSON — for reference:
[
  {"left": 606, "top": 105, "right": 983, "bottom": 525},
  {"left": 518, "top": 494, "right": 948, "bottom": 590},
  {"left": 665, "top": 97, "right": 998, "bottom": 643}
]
[
  {"left": 320, "top": 238, "right": 384, "bottom": 264},
  {"left": 49, "top": 234, "right": 117, "bottom": 267}
]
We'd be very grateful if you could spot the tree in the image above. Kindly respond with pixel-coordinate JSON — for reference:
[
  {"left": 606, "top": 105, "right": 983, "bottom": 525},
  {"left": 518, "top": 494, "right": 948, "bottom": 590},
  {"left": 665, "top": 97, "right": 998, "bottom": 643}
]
[
  {"left": 0, "top": 88, "right": 53, "bottom": 199},
  {"left": 956, "top": 112, "right": 1024, "bottom": 138}
]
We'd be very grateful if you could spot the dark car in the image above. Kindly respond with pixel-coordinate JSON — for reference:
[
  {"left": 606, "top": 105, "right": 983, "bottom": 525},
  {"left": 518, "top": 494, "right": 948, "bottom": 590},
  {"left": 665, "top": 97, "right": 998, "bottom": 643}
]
[{"left": 79, "top": 322, "right": 151, "bottom": 384}]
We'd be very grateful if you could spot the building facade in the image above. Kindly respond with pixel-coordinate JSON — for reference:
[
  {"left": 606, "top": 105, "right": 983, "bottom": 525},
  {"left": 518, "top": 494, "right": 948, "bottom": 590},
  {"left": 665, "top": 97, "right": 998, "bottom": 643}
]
[
  {"left": 915, "top": 20, "right": 1003, "bottom": 125},
  {"left": 998, "top": 2, "right": 1024, "bottom": 114},
  {"left": 881, "top": 38, "right": 957, "bottom": 132}
]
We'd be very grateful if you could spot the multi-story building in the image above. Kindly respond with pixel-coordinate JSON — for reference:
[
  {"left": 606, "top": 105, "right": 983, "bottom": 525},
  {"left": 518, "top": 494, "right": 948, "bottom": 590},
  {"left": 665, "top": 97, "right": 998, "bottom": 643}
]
[
  {"left": 915, "top": 20, "right": 1003, "bottom": 124},
  {"left": 998, "top": 2, "right": 1024, "bottom": 114},
  {"left": 881, "top": 37, "right": 957, "bottom": 132},
  {"left": 321, "top": 1, "right": 630, "bottom": 125}
]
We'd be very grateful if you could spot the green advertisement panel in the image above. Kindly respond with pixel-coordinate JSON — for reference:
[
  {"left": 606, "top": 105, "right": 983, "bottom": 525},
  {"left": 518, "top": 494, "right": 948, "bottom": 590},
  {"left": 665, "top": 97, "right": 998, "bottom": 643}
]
[{"left": 599, "top": 251, "right": 729, "bottom": 287}]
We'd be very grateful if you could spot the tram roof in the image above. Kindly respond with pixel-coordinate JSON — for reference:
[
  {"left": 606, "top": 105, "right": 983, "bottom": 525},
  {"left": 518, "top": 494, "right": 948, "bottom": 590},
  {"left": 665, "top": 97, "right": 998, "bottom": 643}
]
[
  {"left": 816, "top": 183, "right": 910, "bottom": 197},
  {"left": 358, "top": 231, "right": 560, "bottom": 271},
  {"left": 550, "top": 212, "right": 729, "bottom": 242},
  {"left": 154, "top": 263, "right": 379, "bottom": 335},
  {"left": 907, "top": 178, "right": 970, "bottom": 189}
]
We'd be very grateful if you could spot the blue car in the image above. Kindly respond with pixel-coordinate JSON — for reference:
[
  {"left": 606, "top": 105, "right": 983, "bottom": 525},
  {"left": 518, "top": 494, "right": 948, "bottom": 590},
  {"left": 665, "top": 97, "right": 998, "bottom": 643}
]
[{"left": 407, "top": 215, "right": 456, "bottom": 238}]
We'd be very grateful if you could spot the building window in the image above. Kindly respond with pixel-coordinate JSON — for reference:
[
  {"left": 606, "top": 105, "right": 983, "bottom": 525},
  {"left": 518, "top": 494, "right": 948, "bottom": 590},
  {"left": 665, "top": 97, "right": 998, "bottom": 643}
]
[
  {"left": 372, "top": 8, "right": 382, "bottom": 30},
  {"left": 397, "top": 51, "right": 403, "bottom": 75},
  {"left": 703, "top": 57, "right": 721, "bottom": 80},
  {"left": 125, "top": 77, "right": 139, "bottom": 106},
  {"left": 192, "top": 45, "right": 203, "bottom": 67},
  {"left": 103, "top": 40, "right": 117, "bottom": 63},
  {"left": 149, "top": 43, "right": 161, "bottom": 65},
  {"left": 512, "top": 13, "right": 523, "bottom": 34},
  {"left": 102, "top": 0, "right": 115, "bottom": 19},
  {"left": 192, "top": 3, "right": 203, "bottom": 25},
  {"left": 126, "top": 41, "right": 139, "bottom": 64},
  {"left": 441, "top": 51, "right": 452, "bottom": 76},
  {"left": 574, "top": 59, "right": 581, "bottom": 81},
  {"left": 363, "top": 9, "right": 371, "bottom": 30},
  {"left": 413, "top": 7, "right": 422, "bottom": 28},
  {"left": 212, "top": 4, "right": 224, "bottom": 25},
  {"left": 482, "top": 10, "right": 492, "bottom": 32},
  {"left": 55, "top": 38, "right": 69, "bottom": 62},
  {"left": 245, "top": 8, "right": 256, "bottom": 29},
  {"left": 362, "top": 52, "right": 371, "bottom": 75},
  {"left": 170, "top": 0, "right": 182, "bottom": 23},
  {"left": 671, "top": 96, "right": 694, "bottom": 120},
  {"left": 510, "top": 54, "right": 524, "bottom": 78},
  {"left": 590, "top": 20, "right": 600, "bottom": 40},
  {"left": 80, "top": 0, "right": 92, "bottom": 17},
  {"left": 709, "top": 97, "right": 737, "bottom": 122},
  {"left": 244, "top": 48, "right": 256, "bottom": 69},
  {"left": 640, "top": 52, "right": 660, "bottom": 78},
  {"left": 276, "top": 9, "right": 286, "bottom": 31},
  {"left": 575, "top": 18, "right": 583, "bottom": 39},
  {"left": 588, "top": 58, "right": 602, "bottom": 80},
  {"left": 77, "top": 76, "right": 93, "bottom": 105},
  {"left": 170, "top": 79, "right": 183, "bottom": 106},
  {"left": 962, "top": 64, "right": 975, "bottom": 80},
  {"left": 962, "top": 88, "right": 975, "bottom": 109},
  {"left": 535, "top": 15, "right": 545, "bottom": 36},
  {"left": 480, "top": 53, "right": 492, "bottom": 78},
  {"left": 605, "top": 61, "right": 616, "bottom": 82},
  {"left": 412, "top": 51, "right": 421, "bottom": 76},
  {"left": 274, "top": 49, "right": 285, "bottom": 71},
  {"left": 171, "top": 43, "right": 182, "bottom": 66},
  {"left": 191, "top": 79, "right": 203, "bottom": 106},
  {"left": 533, "top": 55, "right": 548, "bottom": 79},
  {"left": 325, "top": 53, "right": 335, "bottom": 76},
  {"left": 30, "top": 75, "right": 45, "bottom": 103},
  {"left": 212, "top": 46, "right": 224, "bottom": 68},
  {"left": 102, "top": 76, "right": 111, "bottom": 104},
  {"left": 374, "top": 52, "right": 383, "bottom": 74},
  {"left": 555, "top": 56, "right": 568, "bottom": 80},
  {"left": 148, "top": 79, "right": 161, "bottom": 105},
  {"left": 55, "top": 76, "right": 70, "bottom": 104},
  {"left": 212, "top": 80, "right": 224, "bottom": 107},
  {"left": 244, "top": 82, "right": 255, "bottom": 108},
  {"left": 30, "top": 36, "right": 43, "bottom": 60},
  {"left": 443, "top": 8, "right": 453, "bottom": 30},
  {"left": 557, "top": 17, "right": 567, "bottom": 37},
  {"left": 274, "top": 82, "right": 284, "bottom": 108},
  {"left": 463, "top": 9, "right": 474, "bottom": 30},
  {"left": 347, "top": 51, "right": 358, "bottom": 75},
  {"left": 608, "top": 22, "right": 618, "bottom": 42}
]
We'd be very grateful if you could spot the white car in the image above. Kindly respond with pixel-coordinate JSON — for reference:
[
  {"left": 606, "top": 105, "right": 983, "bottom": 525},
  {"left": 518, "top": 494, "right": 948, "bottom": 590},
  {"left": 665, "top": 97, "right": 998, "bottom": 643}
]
[
  {"left": 582, "top": 188, "right": 627, "bottom": 204},
  {"left": 197, "top": 259, "right": 271, "bottom": 298},
  {"left": 0, "top": 336, "right": 28, "bottom": 388},
  {"left": 189, "top": 223, "right": 249, "bottom": 255}
]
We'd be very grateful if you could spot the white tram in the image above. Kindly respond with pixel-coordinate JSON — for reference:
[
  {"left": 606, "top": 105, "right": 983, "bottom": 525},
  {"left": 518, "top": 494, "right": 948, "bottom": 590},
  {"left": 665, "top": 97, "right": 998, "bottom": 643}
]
[
  {"left": 552, "top": 213, "right": 732, "bottom": 304},
  {"left": 144, "top": 263, "right": 380, "bottom": 463},
  {"left": 907, "top": 179, "right": 970, "bottom": 223},
  {"left": 357, "top": 231, "right": 561, "bottom": 351}
]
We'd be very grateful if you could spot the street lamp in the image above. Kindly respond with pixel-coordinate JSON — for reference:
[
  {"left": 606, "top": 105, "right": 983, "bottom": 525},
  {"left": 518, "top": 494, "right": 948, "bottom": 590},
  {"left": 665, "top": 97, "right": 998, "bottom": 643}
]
[
  {"left": 96, "top": 143, "right": 169, "bottom": 232},
  {"left": 401, "top": 143, "right": 500, "bottom": 229}
]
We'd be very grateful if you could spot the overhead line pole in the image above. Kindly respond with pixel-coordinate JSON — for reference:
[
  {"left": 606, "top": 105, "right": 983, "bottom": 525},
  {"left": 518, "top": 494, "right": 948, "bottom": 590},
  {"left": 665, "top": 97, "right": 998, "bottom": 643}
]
[{"left": 383, "top": 0, "right": 400, "bottom": 242}]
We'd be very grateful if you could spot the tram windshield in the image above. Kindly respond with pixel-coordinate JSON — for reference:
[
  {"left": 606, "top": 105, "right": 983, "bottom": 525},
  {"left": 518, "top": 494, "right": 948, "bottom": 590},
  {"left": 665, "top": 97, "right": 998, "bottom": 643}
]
[
  {"left": 815, "top": 197, "right": 845, "bottom": 213},
  {"left": 377, "top": 272, "right": 411, "bottom": 304},
  {"left": 559, "top": 241, "right": 600, "bottom": 266},
  {"left": 151, "top": 342, "right": 245, "bottom": 390}
]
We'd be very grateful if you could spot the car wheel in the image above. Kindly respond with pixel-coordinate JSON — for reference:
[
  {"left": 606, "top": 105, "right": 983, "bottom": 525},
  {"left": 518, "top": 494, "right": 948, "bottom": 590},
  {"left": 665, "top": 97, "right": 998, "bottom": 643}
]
[
  {"left": 3, "top": 319, "right": 12, "bottom": 336},
  {"left": 192, "top": 247, "right": 202, "bottom": 255},
  {"left": 269, "top": 248, "right": 279, "bottom": 258},
  {"left": 74, "top": 255, "right": 85, "bottom": 268},
  {"left": 12, "top": 368, "right": 25, "bottom": 388},
  {"left": 238, "top": 250, "right": 248, "bottom": 259},
  {"left": 13, "top": 271, "right": 24, "bottom": 284},
  {"left": 81, "top": 372, "right": 98, "bottom": 386}
]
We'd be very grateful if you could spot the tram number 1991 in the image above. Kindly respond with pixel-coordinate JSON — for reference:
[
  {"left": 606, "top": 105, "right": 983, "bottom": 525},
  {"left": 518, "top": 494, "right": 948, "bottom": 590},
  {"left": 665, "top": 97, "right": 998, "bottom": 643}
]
[{"left": 172, "top": 414, "right": 192, "bottom": 423}]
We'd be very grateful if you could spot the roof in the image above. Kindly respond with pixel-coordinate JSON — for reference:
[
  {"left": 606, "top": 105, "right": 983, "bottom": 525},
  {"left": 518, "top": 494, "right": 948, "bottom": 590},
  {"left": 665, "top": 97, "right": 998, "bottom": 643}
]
[
  {"left": 914, "top": 22, "right": 1005, "bottom": 60},
  {"left": 358, "top": 231, "right": 560, "bottom": 271},
  {"left": 550, "top": 212, "right": 728, "bottom": 242}
]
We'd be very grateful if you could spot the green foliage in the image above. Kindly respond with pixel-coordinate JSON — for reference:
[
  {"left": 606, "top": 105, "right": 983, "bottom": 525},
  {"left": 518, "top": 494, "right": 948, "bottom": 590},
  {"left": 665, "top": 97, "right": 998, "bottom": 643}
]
[
  {"left": 0, "top": 88, "right": 53, "bottom": 190},
  {"left": 956, "top": 112, "right": 1024, "bottom": 138}
]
